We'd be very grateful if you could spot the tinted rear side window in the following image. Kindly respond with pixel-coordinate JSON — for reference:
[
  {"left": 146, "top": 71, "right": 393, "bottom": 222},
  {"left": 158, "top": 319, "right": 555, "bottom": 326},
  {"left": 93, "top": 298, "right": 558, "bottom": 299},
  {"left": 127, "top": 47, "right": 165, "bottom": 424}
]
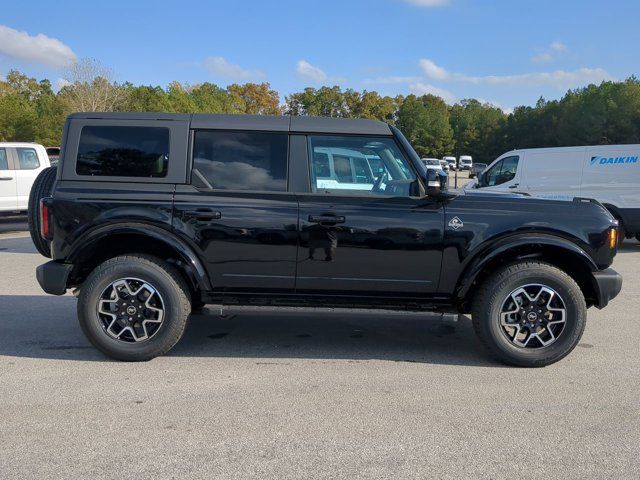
[
  {"left": 193, "top": 131, "right": 287, "bottom": 191},
  {"left": 76, "top": 126, "right": 170, "bottom": 177}
]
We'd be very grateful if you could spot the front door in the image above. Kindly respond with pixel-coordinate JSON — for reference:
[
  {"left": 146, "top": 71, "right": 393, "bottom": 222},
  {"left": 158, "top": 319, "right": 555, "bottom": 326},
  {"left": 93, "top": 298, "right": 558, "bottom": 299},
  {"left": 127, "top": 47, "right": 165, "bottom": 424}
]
[
  {"left": 296, "top": 135, "right": 444, "bottom": 295},
  {"left": 0, "top": 147, "right": 18, "bottom": 211},
  {"left": 479, "top": 155, "right": 521, "bottom": 193},
  {"left": 173, "top": 130, "right": 298, "bottom": 293}
]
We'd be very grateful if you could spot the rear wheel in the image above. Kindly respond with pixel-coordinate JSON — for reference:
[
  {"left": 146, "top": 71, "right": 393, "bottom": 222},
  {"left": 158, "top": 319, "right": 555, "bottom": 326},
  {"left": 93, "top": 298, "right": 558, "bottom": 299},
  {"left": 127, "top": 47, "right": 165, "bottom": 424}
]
[
  {"left": 28, "top": 166, "right": 57, "bottom": 258},
  {"left": 78, "top": 254, "right": 191, "bottom": 361},
  {"left": 472, "top": 261, "right": 586, "bottom": 367}
]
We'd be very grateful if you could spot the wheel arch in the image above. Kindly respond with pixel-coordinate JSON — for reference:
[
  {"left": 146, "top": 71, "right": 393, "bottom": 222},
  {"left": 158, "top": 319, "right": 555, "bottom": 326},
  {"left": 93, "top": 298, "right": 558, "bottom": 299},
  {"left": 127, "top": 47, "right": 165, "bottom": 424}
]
[
  {"left": 456, "top": 234, "right": 599, "bottom": 312},
  {"left": 67, "top": 223, "right": 212, "bottom": 300}
]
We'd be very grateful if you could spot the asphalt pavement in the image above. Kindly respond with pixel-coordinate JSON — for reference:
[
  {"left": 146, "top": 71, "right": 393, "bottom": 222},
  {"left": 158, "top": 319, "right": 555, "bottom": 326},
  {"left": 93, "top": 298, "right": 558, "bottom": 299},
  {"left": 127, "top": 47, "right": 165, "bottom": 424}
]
[{"left": 0, "top": 224, "right": 639, "bottom": 479}]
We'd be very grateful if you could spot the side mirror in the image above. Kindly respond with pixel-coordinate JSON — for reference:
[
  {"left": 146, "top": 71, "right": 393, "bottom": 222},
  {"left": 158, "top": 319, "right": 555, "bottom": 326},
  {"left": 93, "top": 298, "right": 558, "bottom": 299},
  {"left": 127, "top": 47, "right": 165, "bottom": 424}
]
[{"left": 426, "top": 168, "right": 448, "bottom": 196}]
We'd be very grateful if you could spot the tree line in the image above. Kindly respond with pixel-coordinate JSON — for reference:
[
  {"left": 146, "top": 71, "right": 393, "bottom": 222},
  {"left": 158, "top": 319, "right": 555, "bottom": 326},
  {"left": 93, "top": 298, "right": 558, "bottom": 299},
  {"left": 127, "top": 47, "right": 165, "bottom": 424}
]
[{"left": 2, "top": 60, "right": 640, "bottom": 164}]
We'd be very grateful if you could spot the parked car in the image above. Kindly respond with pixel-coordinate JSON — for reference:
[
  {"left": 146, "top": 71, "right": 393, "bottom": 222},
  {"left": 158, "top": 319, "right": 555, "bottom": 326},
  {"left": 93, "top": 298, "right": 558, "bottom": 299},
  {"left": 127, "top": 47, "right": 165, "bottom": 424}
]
[
  {"left": 421, "top": 158, "right": 443, "bottom": 172},
  {"left": 0, "top": 142, "right": 52, "bottom": 214},
  {"left": 466, "top": 145, "right": 640, "bottom": 242},
  {"left": 32, "top": 112, "right": 622, "bottom": 367},
  {"left": 46, "top": 147, "right": 61, "bottom": 166},
  {"left": 469, "top": 162, "right": 487, "bottom": 179},
  {"left": 438, "top": 159, "right": 450, "bottom": 173},
  {"left": 443, "top": 156, "right": 457, "bottom": 171},
  {"left": 459, "top": 155, "right": 473, "bottom": 171}
]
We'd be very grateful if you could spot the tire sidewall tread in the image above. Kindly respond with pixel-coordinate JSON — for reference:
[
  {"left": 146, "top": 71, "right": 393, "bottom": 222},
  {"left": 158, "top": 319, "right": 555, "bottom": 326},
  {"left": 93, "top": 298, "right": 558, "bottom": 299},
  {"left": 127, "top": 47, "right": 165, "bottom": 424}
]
[
  {"left": 472, "top": 261, "right": 587, "bottom": 367},
  {"left": 77, "top": 254, "right": 191, "bottom": 361}
]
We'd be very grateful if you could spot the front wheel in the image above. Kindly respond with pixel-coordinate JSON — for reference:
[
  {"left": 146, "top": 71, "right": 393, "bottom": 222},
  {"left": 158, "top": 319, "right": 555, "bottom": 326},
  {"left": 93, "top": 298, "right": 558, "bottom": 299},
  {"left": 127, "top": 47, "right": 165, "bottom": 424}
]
[
  {"left": 77, "top": 254, "right": 191, "bottom": 361},
  {"left": 472, "top": 261, "right": 586, "bottom": 367}
]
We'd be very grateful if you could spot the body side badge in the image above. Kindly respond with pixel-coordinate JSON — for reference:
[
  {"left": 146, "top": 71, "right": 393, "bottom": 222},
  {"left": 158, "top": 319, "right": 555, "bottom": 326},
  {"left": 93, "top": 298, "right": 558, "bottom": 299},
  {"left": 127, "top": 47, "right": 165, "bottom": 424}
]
[{"left": 448, "top": 216, "right": 464, "bottom": 230}]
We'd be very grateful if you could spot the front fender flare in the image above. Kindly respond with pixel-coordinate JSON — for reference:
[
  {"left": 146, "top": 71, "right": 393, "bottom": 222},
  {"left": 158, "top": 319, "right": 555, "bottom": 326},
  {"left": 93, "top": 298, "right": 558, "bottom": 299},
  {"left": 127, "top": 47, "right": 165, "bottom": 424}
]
[{"left": 455, "top": 233, "right": 598, "bottom": 301}]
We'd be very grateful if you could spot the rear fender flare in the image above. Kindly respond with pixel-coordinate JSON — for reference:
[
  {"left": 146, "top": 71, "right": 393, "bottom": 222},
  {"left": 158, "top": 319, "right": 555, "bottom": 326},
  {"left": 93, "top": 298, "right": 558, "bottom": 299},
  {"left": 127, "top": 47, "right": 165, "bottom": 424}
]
[{"left": 67, "top": 223, "right": 212, "bottom": 292}]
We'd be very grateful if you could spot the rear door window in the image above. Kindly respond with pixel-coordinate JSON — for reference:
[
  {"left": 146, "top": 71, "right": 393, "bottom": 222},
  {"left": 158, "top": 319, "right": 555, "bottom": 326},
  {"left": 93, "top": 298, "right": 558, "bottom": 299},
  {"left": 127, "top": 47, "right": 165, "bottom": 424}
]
[
  {"left": 192, "top": 131, "right": 288, "bottom": 192},
  {"left": 76, "top": 126, "right": 170, "bottom": 177},
  {"left": 16, "top": 148, "right": 40, "bottom": 170}
]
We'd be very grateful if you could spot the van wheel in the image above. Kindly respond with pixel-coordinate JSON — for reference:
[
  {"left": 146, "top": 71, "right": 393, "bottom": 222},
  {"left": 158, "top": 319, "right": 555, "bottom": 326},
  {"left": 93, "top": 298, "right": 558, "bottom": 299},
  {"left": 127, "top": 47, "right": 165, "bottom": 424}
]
[
  {"left": 77, "top": 255, "right": 191, "bottom": 361},
  {"left": 472, "top": 261, "right": 586, "bottom": 367},
  {"left": 28, "top": 166, "right": 57, "bottom": 258}
]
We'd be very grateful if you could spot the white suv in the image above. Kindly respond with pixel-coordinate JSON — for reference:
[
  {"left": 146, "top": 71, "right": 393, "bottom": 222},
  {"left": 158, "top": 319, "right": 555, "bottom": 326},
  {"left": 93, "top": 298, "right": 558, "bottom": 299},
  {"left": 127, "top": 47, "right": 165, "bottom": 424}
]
[{"left": 0, "top": 143, "right": 52, "bottom": 213}]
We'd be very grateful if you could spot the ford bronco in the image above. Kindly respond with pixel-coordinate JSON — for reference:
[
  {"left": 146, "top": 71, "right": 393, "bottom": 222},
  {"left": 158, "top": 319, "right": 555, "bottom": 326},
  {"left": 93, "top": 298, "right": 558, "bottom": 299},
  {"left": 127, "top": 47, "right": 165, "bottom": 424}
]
[{"left": 32, "top": 113, "right": 622, "bottom": 366}]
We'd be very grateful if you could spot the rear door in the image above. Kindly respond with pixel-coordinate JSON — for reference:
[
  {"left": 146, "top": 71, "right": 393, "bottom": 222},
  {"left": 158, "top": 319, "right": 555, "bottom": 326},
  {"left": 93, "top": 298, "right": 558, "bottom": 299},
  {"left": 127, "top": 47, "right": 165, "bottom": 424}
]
[
  {"left": 0, "top": 147, "right": 18, "bottom": 210},
  {"left": 173, "top": 129, "right": 299, "bottom": 294},
  {"left": 296, "top": 134, "right": 444, "bottom": 295},
  {"left": 14, "top": 146, "right": 45, "bottom": 210}
]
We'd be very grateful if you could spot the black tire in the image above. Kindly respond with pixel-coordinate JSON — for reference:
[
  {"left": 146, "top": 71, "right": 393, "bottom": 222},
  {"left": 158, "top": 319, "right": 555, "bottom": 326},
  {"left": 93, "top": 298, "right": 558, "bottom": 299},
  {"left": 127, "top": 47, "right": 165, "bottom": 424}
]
[
  {"left": 472, "top": 261, "right": 587, "bottom": 367},
  {"left": 78, "top": 254, "right": 191, "bottom": 361},
  {"left": 28, "top": 166, "right": 57, "bottom": 258}
]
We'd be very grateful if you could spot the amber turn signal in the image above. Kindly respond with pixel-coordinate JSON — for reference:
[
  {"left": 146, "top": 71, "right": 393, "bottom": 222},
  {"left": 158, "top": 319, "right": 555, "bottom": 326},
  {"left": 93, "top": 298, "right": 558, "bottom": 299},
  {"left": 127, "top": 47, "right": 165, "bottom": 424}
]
[{"left": 609, "top": 227, "right": 617, "bottom": 249}]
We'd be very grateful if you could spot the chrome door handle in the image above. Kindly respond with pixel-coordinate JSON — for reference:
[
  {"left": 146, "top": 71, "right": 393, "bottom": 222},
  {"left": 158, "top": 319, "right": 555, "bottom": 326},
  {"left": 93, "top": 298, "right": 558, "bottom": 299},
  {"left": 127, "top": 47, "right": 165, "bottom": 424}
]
[
  {"left": 184, "top": 209, "right": 221, "bottom": 220},
  {"left": 308, "top": 215, "right": 345, "bottom": 224}
]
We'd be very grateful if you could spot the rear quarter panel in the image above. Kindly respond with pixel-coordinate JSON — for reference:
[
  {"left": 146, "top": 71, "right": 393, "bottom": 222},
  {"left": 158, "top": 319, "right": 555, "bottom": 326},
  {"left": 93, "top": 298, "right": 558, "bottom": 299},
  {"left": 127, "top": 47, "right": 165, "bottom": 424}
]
[{"left": 49, "top": 181, "right": 176, "bottom": 261}]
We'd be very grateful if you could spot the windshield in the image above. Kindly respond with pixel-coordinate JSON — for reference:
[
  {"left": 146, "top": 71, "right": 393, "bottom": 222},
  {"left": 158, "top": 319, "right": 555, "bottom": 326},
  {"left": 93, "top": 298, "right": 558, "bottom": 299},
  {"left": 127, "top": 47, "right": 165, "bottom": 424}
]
[{"left": 424, "top": 159, "right": 440, "bottom": 166}]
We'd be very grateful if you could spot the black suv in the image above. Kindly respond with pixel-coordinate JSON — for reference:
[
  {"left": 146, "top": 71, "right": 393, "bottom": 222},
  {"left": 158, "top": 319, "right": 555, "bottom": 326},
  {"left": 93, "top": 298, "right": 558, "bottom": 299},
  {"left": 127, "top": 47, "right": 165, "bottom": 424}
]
[{"left": 32, "top": 113, "right": 622, "bottom": 366}]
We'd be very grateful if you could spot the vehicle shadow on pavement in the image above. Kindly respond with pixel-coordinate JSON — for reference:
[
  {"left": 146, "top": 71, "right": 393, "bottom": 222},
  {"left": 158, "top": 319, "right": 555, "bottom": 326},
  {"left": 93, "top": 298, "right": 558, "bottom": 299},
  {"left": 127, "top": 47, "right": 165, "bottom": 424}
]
[
  {"left": 0, "top": 235, "right": 37, "bottom": 254},
  {"left": 0, "top": 215, "right": 28, "bottom": 236},
  {"left": 0, "top": 295, "right": 501, "bottom": 367}
]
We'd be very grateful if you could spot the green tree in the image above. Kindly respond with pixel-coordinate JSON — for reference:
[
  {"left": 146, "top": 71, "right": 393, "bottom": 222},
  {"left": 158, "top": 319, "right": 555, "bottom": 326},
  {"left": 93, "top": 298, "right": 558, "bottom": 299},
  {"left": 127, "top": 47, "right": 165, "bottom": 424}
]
[
  {"left": 396, "top": 94, "right": 454, "bottom": 157},
  {"left": 450, "top": 99, "right": 507, "bottom": 163}
]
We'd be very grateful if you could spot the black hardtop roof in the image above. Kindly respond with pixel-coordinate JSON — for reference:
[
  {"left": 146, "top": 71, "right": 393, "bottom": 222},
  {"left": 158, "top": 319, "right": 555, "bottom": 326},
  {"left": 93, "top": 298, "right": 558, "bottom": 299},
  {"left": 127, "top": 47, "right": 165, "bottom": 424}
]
[{"left": 67, "top": 112, "right": 392, "bottom": 136}]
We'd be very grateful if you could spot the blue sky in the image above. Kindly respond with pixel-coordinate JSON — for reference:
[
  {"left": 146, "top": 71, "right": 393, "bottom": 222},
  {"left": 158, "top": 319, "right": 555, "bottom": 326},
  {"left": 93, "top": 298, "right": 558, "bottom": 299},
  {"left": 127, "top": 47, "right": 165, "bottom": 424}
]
[{"left": 1, "top": 0, "right": 639, "bottom": 111}]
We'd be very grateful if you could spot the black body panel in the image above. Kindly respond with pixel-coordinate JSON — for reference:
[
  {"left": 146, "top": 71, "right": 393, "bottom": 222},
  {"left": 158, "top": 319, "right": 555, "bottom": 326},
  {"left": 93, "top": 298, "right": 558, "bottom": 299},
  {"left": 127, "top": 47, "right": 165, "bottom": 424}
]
[
  {"left": 173, "top": 185, "right": 299, "bottom": 293},
  {"left": 296, "top": 194, "right": 444, "bottom": 294}
]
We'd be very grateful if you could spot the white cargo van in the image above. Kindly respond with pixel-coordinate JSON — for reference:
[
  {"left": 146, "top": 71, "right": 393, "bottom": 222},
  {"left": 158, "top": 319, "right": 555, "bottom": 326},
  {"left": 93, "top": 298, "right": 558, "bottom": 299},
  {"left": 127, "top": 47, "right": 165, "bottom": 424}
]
[
  {"left": 468, "top": 145, "right": 640, "bottom": 239},
  {"left": 459, "top": 155, "right": 473, "bottom": 170},
  {"left": 0, "top": 143, "right": 52, "bottom": 213}
]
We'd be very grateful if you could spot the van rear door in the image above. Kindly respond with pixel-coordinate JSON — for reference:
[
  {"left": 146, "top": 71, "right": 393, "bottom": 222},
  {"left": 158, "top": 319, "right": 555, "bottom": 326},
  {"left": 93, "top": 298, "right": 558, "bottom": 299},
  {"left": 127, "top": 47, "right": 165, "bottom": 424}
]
[{"left": 581, "top": 145, "right": 640, "bottom": 210}]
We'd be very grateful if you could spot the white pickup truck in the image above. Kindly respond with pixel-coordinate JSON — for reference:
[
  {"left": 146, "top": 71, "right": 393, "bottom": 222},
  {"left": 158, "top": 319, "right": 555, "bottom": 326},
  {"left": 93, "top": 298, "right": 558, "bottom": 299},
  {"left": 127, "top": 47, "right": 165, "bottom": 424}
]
[{"left": 0, "top": 143, "right": 52, "bottom": 213}]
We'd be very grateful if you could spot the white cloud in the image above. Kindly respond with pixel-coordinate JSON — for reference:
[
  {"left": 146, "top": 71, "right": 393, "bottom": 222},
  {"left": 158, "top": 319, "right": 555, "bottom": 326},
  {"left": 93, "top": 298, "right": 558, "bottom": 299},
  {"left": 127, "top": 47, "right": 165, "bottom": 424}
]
[
  {"left": 550, "top": 41, "right": 568, "bottom": 53},
  {"left": 531, "top": 41, "right": 568, "bottom": 64},
  {"left": 203, "top": 56, "right": 263, "bottom": 80},
  {"left": 531, "top": 52, "right": 553, "bottom": 64},
  {"left": 403, "top": 0, "right": 451, "bottom": 6},
  {"left": 418, "top": 57, "right": 611, "bottom": 89},
  {"left": 409, "top": 82, "right": 456, "bottom": 103},
  {"left": 0, "top": 25, "right": 76, "bottom": 68},
  {"left": 467, "top": 68, "right": 611, "bottom": 88},
  {"left": 418, "top": 59, "right": 450, "bottom": 80},
  {"left": 296, "top": 60, "right": 327, "bottom": 82}
]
